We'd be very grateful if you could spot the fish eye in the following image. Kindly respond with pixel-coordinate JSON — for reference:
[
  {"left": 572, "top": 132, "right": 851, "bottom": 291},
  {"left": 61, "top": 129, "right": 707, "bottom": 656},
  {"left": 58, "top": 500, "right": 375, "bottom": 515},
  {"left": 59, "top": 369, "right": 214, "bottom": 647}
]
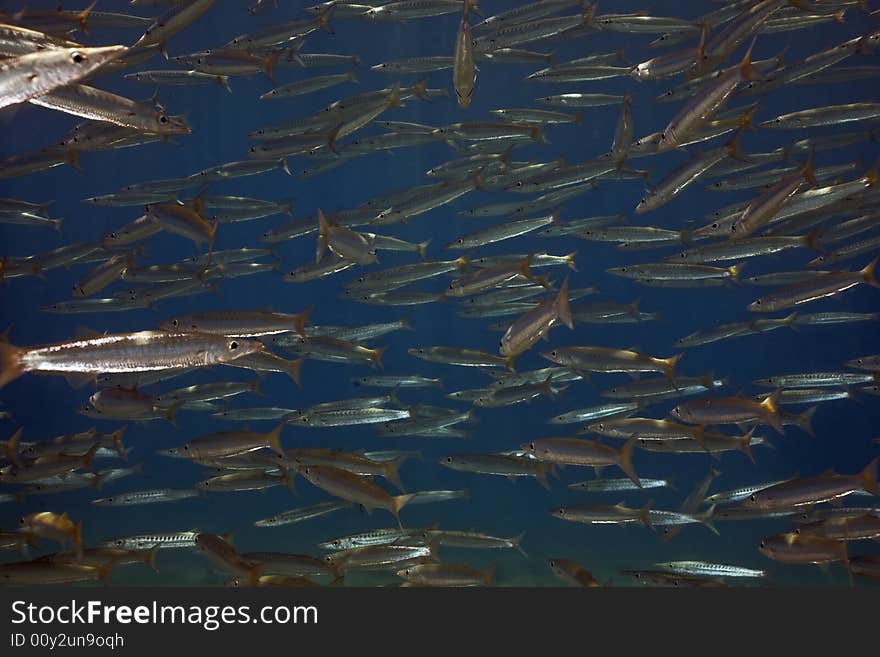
[
  {"left": 159, "top": 115, "right": 168, "bottom": 124},
  {"left": 558, "top": 508, "right": 565, "bottom": 515},
  {"left": 755, "top": 300, "right": 762, "bottom": 305},
  {"left": 759, "top": 541, "right": 765, "bottom": 548},
  {"left": 749, "top": 494, "right": 756, "bottom": 502},
  {"left": 229, "top": 340, "right": 239, "bottom": 350},
  {"left": 183, "top": 445, "right": 190, "bottom": 450},
  {"left": 171, "top": 319, "right": 179, "bottom": 327},
  {"left": 445, "top": 457, "right": 453, "bottom": 463},
  {"left": 711, "top": 223, "right": 718, "bottom": 229},
  {"left": 528, "top": 442, "right": 535, "bottom": 450},
  {"left": 115, "top": 539, "right": 124, "bottom": 546},
  {"left": 71, "top": 51, "right": 86, "bottom": 64}
]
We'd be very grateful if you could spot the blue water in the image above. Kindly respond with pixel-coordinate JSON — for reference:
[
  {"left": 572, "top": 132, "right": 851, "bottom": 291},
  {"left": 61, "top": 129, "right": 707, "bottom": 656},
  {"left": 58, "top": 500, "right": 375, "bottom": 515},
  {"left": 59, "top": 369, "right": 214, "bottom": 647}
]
[{"left": 1, "top": 0, "right": 879, "bottom": 587}]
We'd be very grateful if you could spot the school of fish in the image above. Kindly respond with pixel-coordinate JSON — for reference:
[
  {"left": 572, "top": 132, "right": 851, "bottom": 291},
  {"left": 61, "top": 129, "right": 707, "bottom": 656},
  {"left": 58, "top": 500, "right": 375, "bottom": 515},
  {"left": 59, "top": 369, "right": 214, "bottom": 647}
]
[{"left": 0, "top": 0, "right": 879, "bottom": 588}]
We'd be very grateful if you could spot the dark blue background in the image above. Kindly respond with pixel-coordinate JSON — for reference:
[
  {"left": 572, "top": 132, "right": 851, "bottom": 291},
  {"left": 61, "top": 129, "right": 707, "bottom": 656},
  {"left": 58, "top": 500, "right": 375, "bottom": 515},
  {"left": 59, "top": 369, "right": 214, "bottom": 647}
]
[{"left": 0, "top": 0, "right": 878, "bottom": 586}]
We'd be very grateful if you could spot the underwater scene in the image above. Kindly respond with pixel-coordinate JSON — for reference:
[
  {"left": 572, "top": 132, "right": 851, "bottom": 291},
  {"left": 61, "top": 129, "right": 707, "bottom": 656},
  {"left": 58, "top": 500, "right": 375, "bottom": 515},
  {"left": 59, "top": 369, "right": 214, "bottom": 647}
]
[{"left": 0, "top": 0, "right": 879, "bottom": 588}]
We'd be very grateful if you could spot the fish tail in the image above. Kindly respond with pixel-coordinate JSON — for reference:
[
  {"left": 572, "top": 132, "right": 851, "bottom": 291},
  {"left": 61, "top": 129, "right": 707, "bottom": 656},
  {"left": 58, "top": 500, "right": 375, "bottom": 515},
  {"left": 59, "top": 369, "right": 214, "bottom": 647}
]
[
  {"left": 326, "top": 122, "right": 342, "bottom": 154},
  {"left": 581, "top": 2, "right": 595, "bottom": 22},
  {"left": 0, "top": 341, "right": 25, "bottom": 389},
  {"left": 701, "top": 504, "right": 719, "bottom": 536},
  {"left": 263, "top": 50, "right": 282, "bottom": 81},
  {"left": 861, "top": 256, "right": 880, "bottom": 288},
  {"left": 761, "top": 391, "right": 785, "bottom": 435},
  {"left": 728, "top": 262, "right": 745, "bottom": 284},
  {"left": 371, "top": 346, "right": 386, "bottom": 370},
  {"left": 267, "top": 424, "right": 285, "bottom": 456},
  {"left": 282, "top": 469, "right": 297, "bottom": 495},
  {"left": 111, "top": 426, "right": 127, "bottom": 459},
  {"left": 146, "top": 545, "right": 159, "bottom": 573},
  {"left": 638, "top": 500, "right": 654, "bottom": 532},
  {"left": 842, "top": 544, "right": 853, "bottom": 588},
  {"left": 78, "top": 0, "right": 97, "bottom": 32},
  {"left": 536, "top": 464, "right": 552, "bottom": 491},
  {"left": 858, "top": 457, "right": 880, "bottom": 496},
  {"left": 384, "top": 457, "right": 406, "bottom": 493},
  {"left": 391, "top": 493, "right": 416, "bottom": 528},
  {"left": 318, "top": 4, "right": 336, "bottom": 32},
  {"left": 511, "top": 532, "right": 527, "bottom": 557},
  {"left": 249, "top": 563, "right": 264, "bottom": 587},
  {"left": 385, "top": 82, "right": 402, "bottom": 109},
  {"left": 295, "top": 304, "right": 315, "bottom": 336},
  {"left": 503, "top": 354, "right": 516, "bottom": 372},
  {"left": 4, "top": 427, "right": 23, "bottom": 468},
  {"left": 316, "top": 209, "right": 329, "bottom": 263},
  {"left": 219, "top": 75, "right": 232, "bottom": 93},
  {"left": 287, "top": 357, "right": 305, "bottom": 388},
  {"left": 164, "top": 405, "right": 178, "bottom": 428},
  {"left": 564, "top": 251, "right": 578, "bottom": 271},
  {"left": 740, "top": 35, "right": 764, "bottom": 82},
  {"left": 797, "top": 406, "right": 817, "bottom": 438},
  {"left": 541, "top": 374, "right": 555, "bottom": 399},
  {"left": 556, "top": 275, "right": 574, "bottom": 330},
  {"left": 663, "top": 353, "right": 684, "bottom": 381},
  {"left": 530, "top": 125, "right": 548, "bottom": 145},
  {"left": 416, "top": 240, "right": 430, "bottom": 260},
  {"left": 72, "top": 521, "right": 84, "bottom": 562},
  {"left": 96, "top": 564, "right": 113, "bottom": 586},
  {"left": 739, "top": 428, "right": 756, "bottom": 465},
  {"left": 206, "top": 221, "right": 219, "bottom": 264},
  {"left": 619, "top": 436, "right": 641, "bottom": 488},
  {"left": 520, "top": 254, "right": 534, "bottom": 279},
  {"left": 802, "top": 147, "right": 819, "bottom": 187},
  {"left": 249, "top": 377, "right": 263, "bottom": 396},
  {"left": 82, "top": 443, "right": 100, "bottom": 471},
  {"left": 483, "top": 564, "right": 496, "bottom": 586}
]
